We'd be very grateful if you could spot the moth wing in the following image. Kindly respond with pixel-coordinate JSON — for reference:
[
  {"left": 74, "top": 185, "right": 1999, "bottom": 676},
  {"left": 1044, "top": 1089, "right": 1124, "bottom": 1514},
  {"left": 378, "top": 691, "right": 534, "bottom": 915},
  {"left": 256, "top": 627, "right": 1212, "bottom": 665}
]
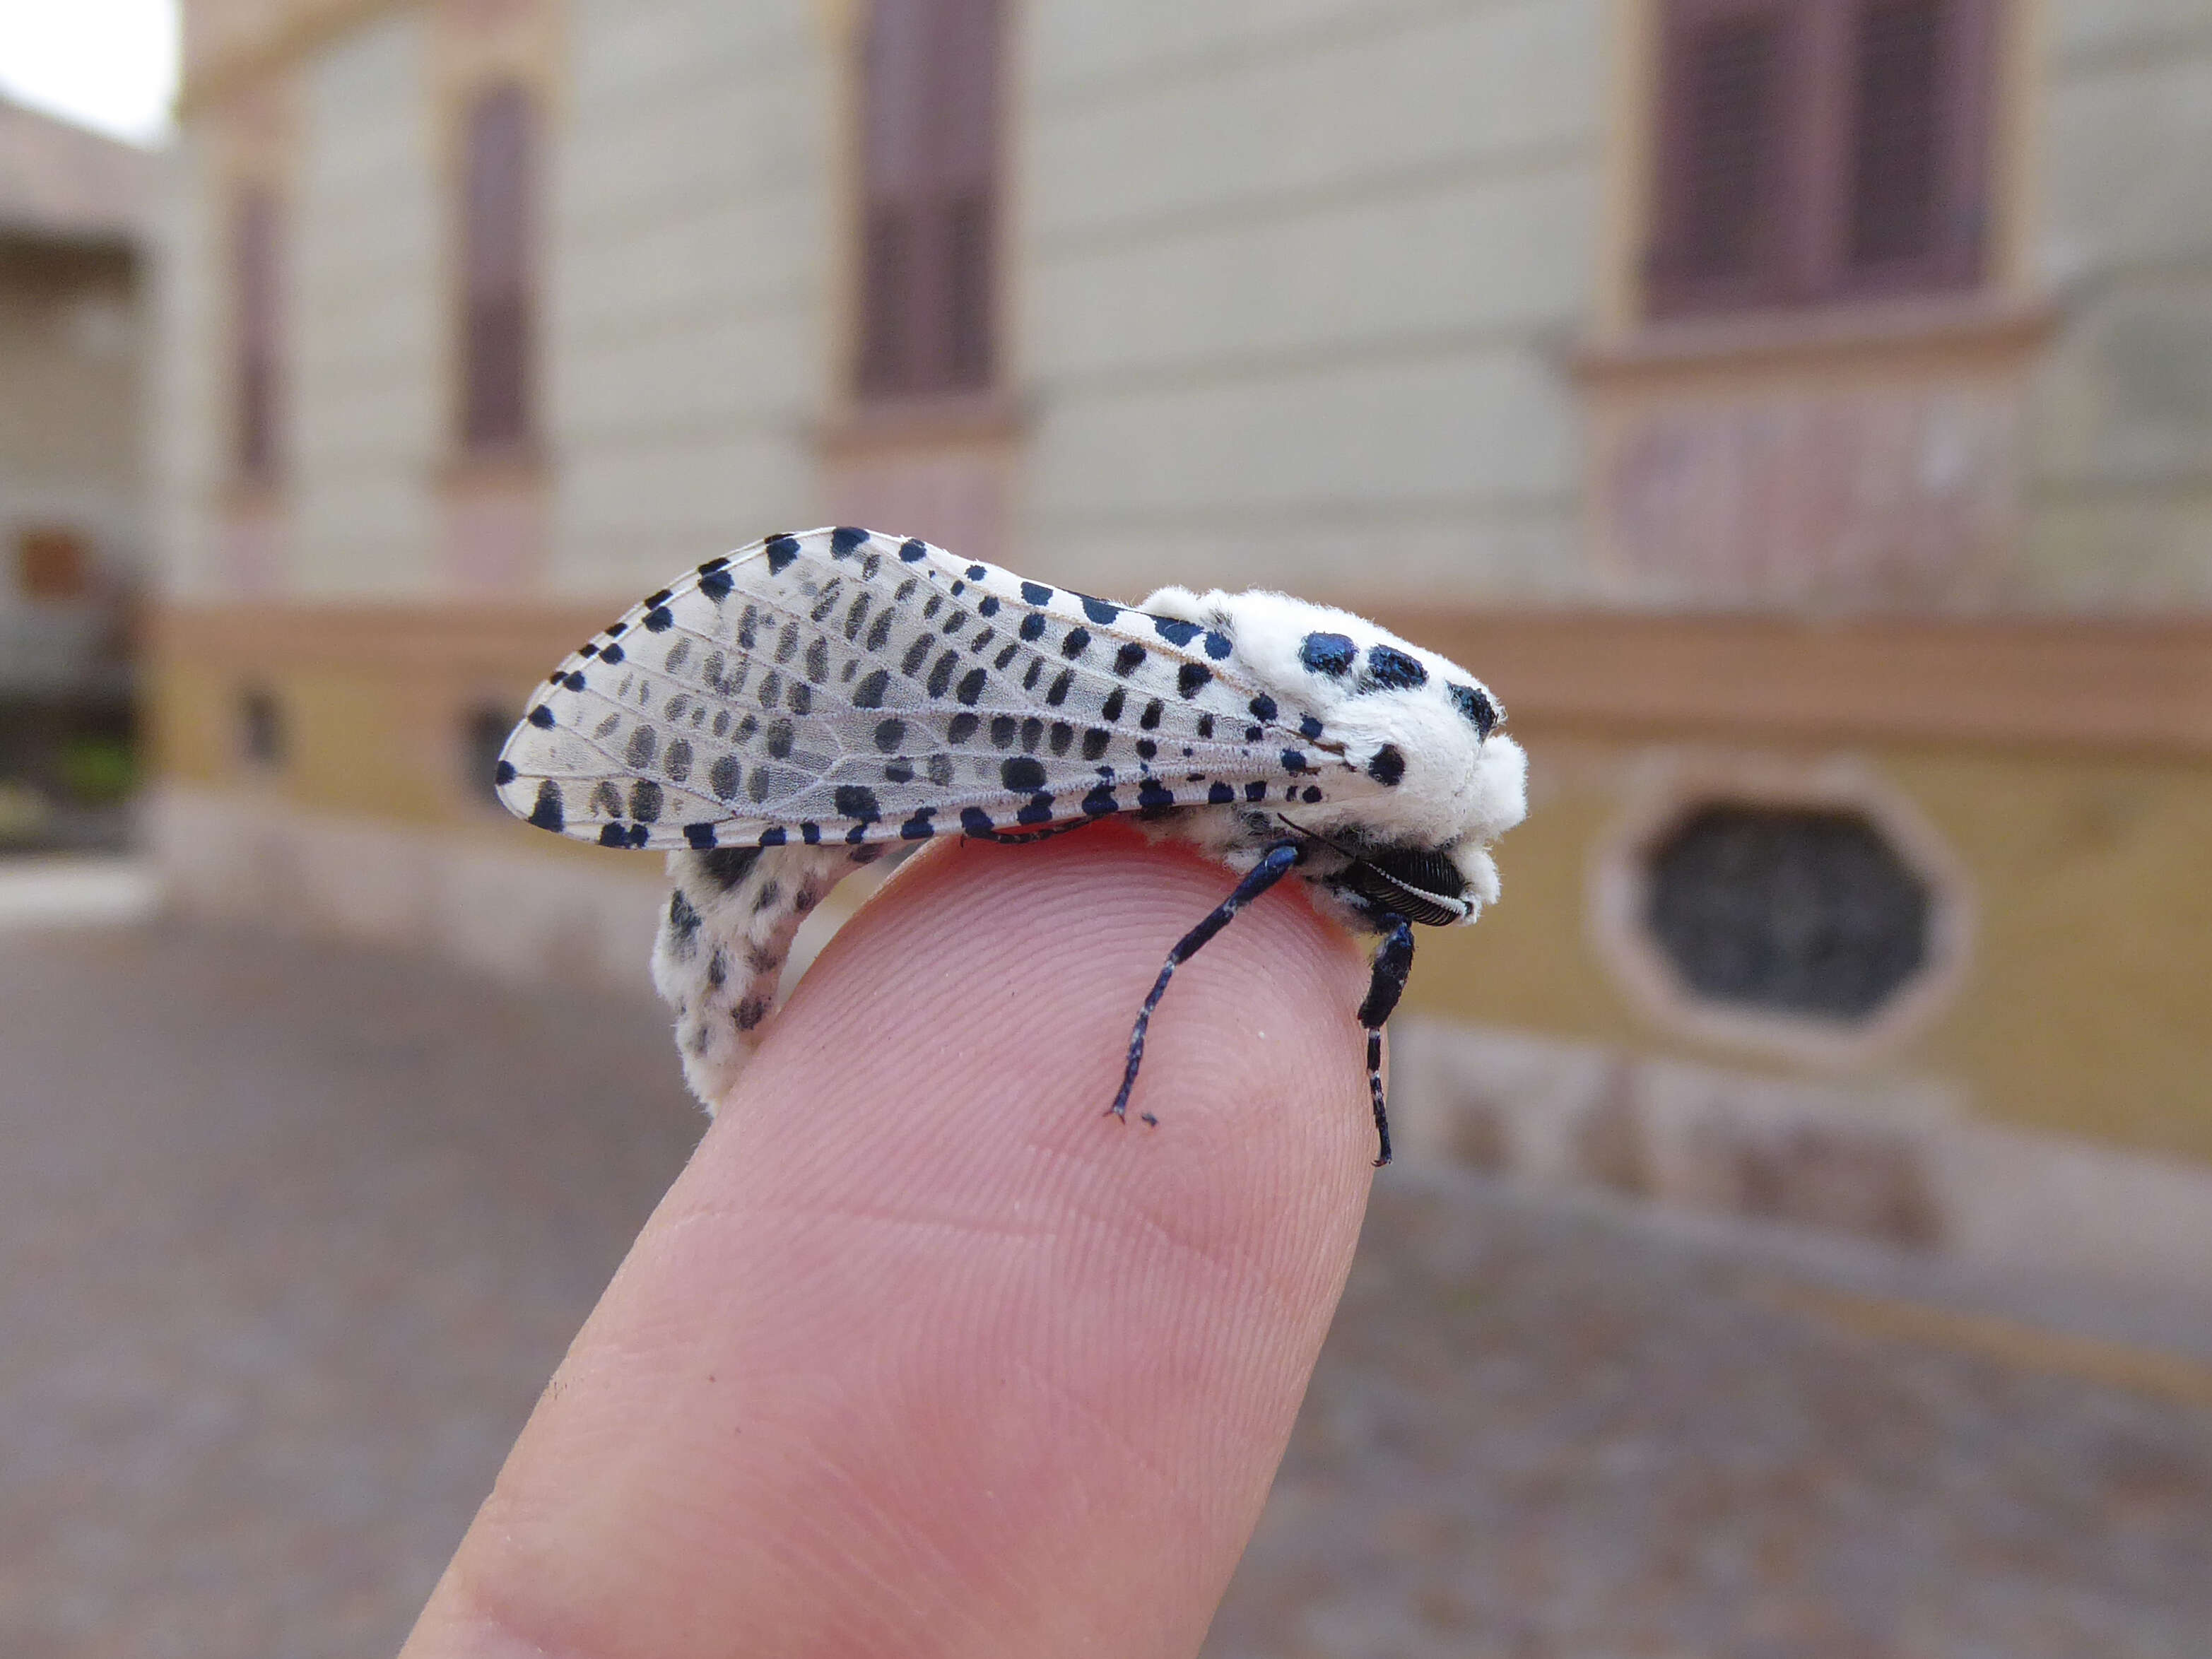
[{"left": 496, "top": 527, "right": 1389, "bottom": 851}]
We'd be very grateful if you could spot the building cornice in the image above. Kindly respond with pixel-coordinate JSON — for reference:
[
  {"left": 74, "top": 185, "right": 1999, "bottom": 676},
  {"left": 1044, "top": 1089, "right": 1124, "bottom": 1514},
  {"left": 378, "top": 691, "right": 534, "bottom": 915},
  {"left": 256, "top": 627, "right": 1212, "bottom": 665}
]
[
  {"left": 178, "top": 0, "right": 419, "bottom": 119},
  {"left": 150, "top": 601, "right": 2212, "bottom": 760}
]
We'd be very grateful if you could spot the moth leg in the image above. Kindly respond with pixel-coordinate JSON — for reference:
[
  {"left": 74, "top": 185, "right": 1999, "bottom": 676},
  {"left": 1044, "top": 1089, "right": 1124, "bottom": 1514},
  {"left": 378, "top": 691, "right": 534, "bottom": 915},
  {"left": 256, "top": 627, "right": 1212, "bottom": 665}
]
[
  {"left": 1111, "top": 839, "right": 1305, "bottom": 1127},
  {"left": 963, "top": 818, "right": 1102, "bottom": 846},
  {"left": 1353, "top": 917, "right": 1416, "bottom": 1167}
]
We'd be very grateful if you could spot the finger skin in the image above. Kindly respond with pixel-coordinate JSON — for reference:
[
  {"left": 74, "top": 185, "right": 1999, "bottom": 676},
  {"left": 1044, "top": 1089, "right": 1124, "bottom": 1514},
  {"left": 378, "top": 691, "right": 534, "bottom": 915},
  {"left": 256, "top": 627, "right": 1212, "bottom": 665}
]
[{"left": 404, "top": 823, "right": 1375, "bottom": 1659}]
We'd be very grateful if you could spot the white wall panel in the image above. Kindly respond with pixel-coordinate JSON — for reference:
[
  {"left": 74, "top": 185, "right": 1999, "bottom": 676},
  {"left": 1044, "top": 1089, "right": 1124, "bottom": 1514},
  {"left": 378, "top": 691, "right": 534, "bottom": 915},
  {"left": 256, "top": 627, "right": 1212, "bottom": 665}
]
[{"left": 290, "top": 11, "right": 441, "bottom": 599}]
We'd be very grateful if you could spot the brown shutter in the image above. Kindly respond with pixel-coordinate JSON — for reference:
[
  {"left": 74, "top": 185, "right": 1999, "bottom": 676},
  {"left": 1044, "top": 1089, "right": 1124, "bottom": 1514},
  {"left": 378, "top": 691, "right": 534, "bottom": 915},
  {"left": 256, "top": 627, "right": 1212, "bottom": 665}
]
[
  {"left": 1647, "top": 0, "right": 1995, "bottom": 319},
  {"left": 234, "top": 187, "right": 281, "bottom": 482},
  {"left": 857, "top": 0, "right": 927, "bottom": 394},
  {"left": 855, "top": 0, "right": 1001, "bottom": 398},
  {"left": 934, "top": 0, "right": 1000, "bottom": 391},
  {"left": 1649, "top": 0, "right": 1801, "bottom": 317},
  {"left": 1839, "top": 0, "right": 1992, "bottom": 294},
  {"left": 460, "top": 83, "right": 535, "bottom": 453},
  {"left": 17, "top": 527, "right": 91, "bottom": 600}
]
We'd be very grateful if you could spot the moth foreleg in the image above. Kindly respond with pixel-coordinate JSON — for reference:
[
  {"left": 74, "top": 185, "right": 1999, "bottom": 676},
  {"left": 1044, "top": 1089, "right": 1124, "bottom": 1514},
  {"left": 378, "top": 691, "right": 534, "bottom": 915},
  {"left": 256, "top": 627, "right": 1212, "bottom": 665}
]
[
  {"left": 1353, "top": 917, "right": 1416, "bottom": 1167},
  {"left": 1110, "top": 839, "right": 1305, "bottom": 1128}
]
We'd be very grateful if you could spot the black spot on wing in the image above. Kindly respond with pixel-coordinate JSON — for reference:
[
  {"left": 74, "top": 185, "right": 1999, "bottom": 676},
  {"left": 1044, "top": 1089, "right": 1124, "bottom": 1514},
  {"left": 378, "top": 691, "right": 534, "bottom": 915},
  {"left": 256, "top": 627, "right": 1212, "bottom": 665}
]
[
  {"left": 1367, "top": 743, "right": 1407, "bottom": 787},
  {"left": 765, "top": 535, "right": 801, "bottom": 574},
  {"left": 528, "top": 780, "right": 564, "bottom": 831}
]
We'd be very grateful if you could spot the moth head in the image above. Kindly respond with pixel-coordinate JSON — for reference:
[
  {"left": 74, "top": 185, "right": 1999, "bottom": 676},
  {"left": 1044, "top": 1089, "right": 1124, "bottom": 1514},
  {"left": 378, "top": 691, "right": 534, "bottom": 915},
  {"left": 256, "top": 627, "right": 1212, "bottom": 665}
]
[{"left": 1160, "top": 589, "right": 1528, "bottom": 863}]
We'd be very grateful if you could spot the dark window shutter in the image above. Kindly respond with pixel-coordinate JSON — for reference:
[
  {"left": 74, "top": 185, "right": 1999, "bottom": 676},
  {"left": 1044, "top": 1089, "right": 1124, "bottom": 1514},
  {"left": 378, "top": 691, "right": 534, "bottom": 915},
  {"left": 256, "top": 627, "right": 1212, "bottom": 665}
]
[
  {"left": 1649, "top": 0, "right": 1799, "bottom": 317},
  {"left": 234, "top": 187, "right": 281, "bottom": 481},
  {"left": 1847, "top": 1, "right": 1945, "bottom": 264},
  {"left": 1840, "top": 0, "right": 1992, "bottom": 293},
  {"left": 1647, "top": 0, "right": 1994, "bottom": 318},
  {"left": 1681, "top": 15, "right": 1784, "bottom": 281},
  {"left": 856, "top": 0, "right": 1001, "bottom": 399},
  {"left": 460, "top": 83, "right": 534, "bottom": 452}
]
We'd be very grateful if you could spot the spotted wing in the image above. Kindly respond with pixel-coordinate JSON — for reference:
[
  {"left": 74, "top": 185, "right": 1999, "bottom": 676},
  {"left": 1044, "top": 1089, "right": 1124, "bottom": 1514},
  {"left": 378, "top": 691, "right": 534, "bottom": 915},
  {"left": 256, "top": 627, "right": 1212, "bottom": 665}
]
[{"left": 495, "top": 526, "right": 1385, "bottom": 852}]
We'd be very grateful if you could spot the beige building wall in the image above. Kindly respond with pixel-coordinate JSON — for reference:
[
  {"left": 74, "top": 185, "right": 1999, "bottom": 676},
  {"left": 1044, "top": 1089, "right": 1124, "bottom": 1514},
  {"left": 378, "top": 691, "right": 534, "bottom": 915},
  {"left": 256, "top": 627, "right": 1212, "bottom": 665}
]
[
  {"left": 1016, "top": 0, "right": 1603, "bottom": 608},
  {"left": 0, "top": 96, "right": 153, "bottom": 689},
  {"left": 2029, "top": 0, "right": 2212, "bottom": 609},
  {"left": 148, "top": 132, "right": 233, "bottom": 605},
  {"left": 290, "top": 11, "right": 444, "bottom": 599},
  {"left": 549, "top": 0, "right": 835, "bottom": 599}
]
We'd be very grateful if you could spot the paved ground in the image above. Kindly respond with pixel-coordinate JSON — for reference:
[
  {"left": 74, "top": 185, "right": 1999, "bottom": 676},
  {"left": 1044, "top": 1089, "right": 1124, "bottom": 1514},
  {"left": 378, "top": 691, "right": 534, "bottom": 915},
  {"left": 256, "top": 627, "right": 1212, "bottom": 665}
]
[{"left": 4, "top": 925, "right": 2208, "bottom": 1659}]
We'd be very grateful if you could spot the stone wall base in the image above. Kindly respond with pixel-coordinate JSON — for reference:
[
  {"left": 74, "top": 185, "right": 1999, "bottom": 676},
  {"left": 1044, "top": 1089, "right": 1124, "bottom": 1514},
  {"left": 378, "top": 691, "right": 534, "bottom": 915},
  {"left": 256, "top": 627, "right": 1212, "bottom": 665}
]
[
  {"left": 147, "top": 784, "right": 670, "bottom": 1000},
  {"left": 1392, "top": 1015, "right": 2212, "bottom": 1310}
]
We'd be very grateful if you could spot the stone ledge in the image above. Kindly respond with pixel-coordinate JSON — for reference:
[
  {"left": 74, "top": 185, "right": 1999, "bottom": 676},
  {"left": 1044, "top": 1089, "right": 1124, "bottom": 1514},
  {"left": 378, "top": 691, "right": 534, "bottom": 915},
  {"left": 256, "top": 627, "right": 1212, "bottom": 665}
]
[{"left": 1389, "top": 1014, "right": 2212, "bottom": 1309}]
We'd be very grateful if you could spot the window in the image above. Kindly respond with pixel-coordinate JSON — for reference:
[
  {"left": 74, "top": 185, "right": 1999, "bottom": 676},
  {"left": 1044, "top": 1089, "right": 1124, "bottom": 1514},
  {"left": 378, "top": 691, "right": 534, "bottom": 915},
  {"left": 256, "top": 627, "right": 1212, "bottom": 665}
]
[
  {"left": 1647, "top": 0, "right": 1996, "bottom": 318},
  {"left": 854, "top": 0, "right": 1002, "bottom": 399},
  {"left": 1645, "top": 805, "right": 1930, "bottom": 1021},
  {"left": 233, "top": 186, "right": 282, "bottom": 482},
  {"left": 461, "top": 703, "right": 514, "bottom": 804},
  {"left": 1593, "top": 764, "right": 1972, "bottom": 1065},
  {"left": 238, "top": 686, "right": 286, "bottom": 770},
  {"left": 16, "top": 527, "right": 91, "bottom": 600},
  {"left": 459, "top": 82, "right": 536, "bottom": 453}
]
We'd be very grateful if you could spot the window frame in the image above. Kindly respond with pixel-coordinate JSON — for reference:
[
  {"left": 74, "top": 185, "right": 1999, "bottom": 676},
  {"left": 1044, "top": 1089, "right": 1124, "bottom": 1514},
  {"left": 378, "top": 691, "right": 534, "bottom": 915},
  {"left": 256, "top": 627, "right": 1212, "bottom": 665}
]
[{"left": 1591, "top": 755, "right": 1974, "bottom": 1068}]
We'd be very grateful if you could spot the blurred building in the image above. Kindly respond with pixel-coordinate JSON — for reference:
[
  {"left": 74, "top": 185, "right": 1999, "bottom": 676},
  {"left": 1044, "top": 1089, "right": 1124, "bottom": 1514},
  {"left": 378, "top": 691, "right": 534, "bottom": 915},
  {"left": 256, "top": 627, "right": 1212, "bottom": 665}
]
[
  {"left": 150, "top": 1, "right": 2211, "bottom": 1292},
  {"left": 0, "top": 95, "right": 153, "bottom": 846}
]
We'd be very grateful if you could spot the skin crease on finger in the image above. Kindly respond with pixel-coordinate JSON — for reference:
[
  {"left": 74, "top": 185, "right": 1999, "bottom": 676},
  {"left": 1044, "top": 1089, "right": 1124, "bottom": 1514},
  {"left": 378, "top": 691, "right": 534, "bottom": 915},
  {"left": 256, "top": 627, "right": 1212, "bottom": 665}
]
[{"left": 404, "top": 822, "right": 1378, "bottom": 1659}]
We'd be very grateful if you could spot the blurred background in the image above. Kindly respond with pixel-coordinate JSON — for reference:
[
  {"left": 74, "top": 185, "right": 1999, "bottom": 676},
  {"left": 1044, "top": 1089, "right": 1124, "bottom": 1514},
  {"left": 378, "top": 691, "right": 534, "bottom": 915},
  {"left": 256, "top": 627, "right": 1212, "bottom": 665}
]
[{"left": 4, "top": 0, "right": 2210, "bottom": 1653}]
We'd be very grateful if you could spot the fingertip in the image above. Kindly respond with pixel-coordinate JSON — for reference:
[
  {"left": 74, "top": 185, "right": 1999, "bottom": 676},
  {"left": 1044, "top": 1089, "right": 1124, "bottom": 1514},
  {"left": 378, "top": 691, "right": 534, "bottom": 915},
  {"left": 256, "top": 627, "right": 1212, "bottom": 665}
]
[{"left": 413, "top": 822, "right": 1380, "bottom": 1659}]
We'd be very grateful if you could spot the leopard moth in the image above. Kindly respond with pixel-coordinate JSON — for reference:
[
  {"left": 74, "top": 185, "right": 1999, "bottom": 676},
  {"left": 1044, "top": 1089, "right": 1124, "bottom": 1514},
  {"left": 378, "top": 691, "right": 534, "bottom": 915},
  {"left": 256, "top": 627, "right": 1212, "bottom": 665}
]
[{"left": 495, "top": 526, "right": 1526, "bottom": 1165}]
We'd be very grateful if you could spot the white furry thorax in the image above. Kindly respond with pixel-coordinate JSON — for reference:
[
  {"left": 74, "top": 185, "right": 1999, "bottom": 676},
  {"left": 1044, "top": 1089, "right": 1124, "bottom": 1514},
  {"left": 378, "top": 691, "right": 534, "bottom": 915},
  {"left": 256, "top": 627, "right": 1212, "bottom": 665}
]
[{"left": 1140, "top": 584, "right": 1526, "bottom": 927}]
